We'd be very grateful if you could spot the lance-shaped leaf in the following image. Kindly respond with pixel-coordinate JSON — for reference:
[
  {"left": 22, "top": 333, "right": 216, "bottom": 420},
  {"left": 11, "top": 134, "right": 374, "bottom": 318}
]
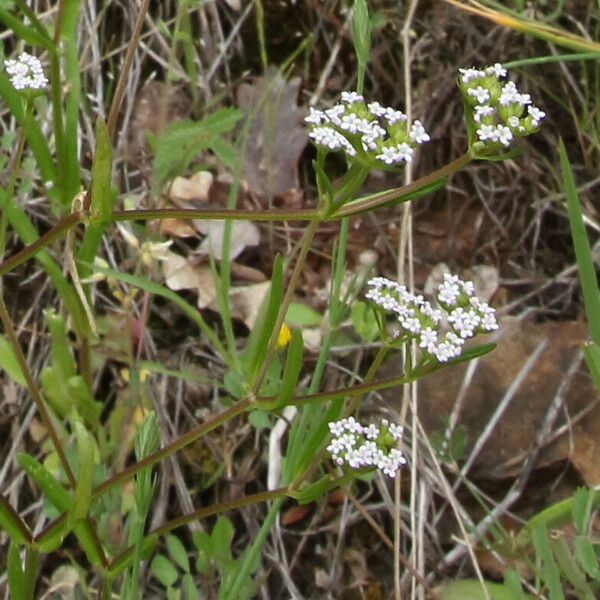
[{"left": 0, "top": 494, "right": 32, "bottom": 545}]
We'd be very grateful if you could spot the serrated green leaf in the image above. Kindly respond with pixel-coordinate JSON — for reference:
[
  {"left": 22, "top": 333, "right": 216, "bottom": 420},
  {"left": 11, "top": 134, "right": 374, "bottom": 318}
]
[
  {"left": 151, "top": 108, "right": 241, "bottom": 191},
  {"left": 574, "top": 536, "right": 600, "bottom": 580},
  {"left": 151, "top": 554, "right": 179, "bottom": 588},
  {"left": 166, "top": 534, "right": 190, "bottom": 574},
  {"left": 553, "top": 537, "right": 595, "bottom": 599}
]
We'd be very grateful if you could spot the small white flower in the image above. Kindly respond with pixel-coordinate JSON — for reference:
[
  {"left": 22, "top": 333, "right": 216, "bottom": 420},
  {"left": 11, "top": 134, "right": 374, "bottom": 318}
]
[
  {"left": 367, "top": 101, "right": 386, "bottom": 117},
  {"left": 496, "top": 124, "right": 513, "bottom": 146},
  {"left": 409, "top": 120, "right": 430, "bottom": 144},
  {"left": 4, "top": 52, "right": 48, "bottom": 91},
  {"left": 468, "top": 86, "right": 491, "bottom": 104},
  {"left": 383, "top": 107, "right": 408, "bottom": 125},
  {"left": 339, "top": 113, "right": 370, "bottom": 134},
  {"left": 459, "top": 67, "right": 486, "bottom": 84},
  {"left": 477, "top": 123, "right": 499, "bottom": 143},
  {"left": 527, "top": 105, "right": 546, "bottom": 126},
  {"left": 486, "top": 63, "right": 507, "bottom": 78},
  {"left": 324, "top": 105, "right": 345, "bottom": 126},
  {"left": 305, "top": 107, "right": 326, "bottom": 125},
  {"left": 341, "top": 91, "right": 364, "bottom": 104},
  {"left": 474, "top": 105, "right": 495, "bottom": 122}
]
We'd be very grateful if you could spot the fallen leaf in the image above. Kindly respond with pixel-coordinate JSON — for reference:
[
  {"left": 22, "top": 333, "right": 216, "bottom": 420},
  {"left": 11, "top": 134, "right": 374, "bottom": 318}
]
[
  {"left": 162, "top": 250, "right": 216, "bottom": 309},
  {"left": 226, "top": 281, "right": 271, "bottom": 329},
  {"left": 194, "top": 220, "right": 260, "bottom": 261},
  {"left": 237, "top": 67, "right": 308, "bottom": 199},
  {"left": 169, "top": 171, "right": 213, "bottom": 203},
  {"left": 159, "top": 217, "right": 197, "bottom": 238}
]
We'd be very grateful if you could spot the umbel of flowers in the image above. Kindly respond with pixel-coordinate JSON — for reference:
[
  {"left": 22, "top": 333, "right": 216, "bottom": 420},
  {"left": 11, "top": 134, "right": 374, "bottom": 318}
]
[
  {"left": 305, "top": 91, "right": 430, "bottom": 167},
  {"left": 366, "top": 273, "right": 498, "bottom": 363},
  {"left": 4, "top": 52, "right": 48, "bottom": 91},
  {"left": 458, "top": 63, "right": 545, "bottom": 151},
  {"left": 327, "top": 417, "right": 406, "bottom": 478}
]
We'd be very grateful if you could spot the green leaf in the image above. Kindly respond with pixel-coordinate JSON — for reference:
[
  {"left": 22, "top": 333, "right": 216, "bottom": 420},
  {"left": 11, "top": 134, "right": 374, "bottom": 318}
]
[
  {"left": 560, "top": 140, "right": 600, "bottom": 345},
  {"left": 248, "top": 410, "right": 271, "bottom": 430},
  {"left": 272, "top": 329, "right": 303, "bottom": 408},
  {"left": 582, "top": 341, "right": 600, "bottom": 391},
  {"left": 0, "top": 494, "right": 31, "bottom": 545},
  {"left": 285, "top": 302, "right": 322, "bottom": 328},
  {"left": 71, "top": 422, "right": 95, "bottom": 523},
  {"left": 151, "top": 555, "right": 179, "bottom": 588},
  {"left": 17, "top": 452, "right": 102, "bottom": 565},
  {"left": 7, "top": 541, "right": 26, "bottom": 599},
  {"left": 553, "top": 537, "right": 595, "bottom": 599},
  {"left": 572, "top": 487, "right": 591, "bottom": 535},
  {"left": 574, "top": 536, "right": 600, "bottom": 580},
  {"left": 248, "top": 254, "right": 283, "bottom": 380},
  {"left": 351, "top": 301, "right": 379, "bottom": 343},
  {"left": 351, "top": 0, "right": 371, "bottom": 67},
  {"left": 33, "top": 519, "right": 70, "bottom": 553},
  {"left": 151, "top": 108, "right": 242, "bottom": 191},
  {"left": 0, "top": 334, "right": 26, "bottom": 386},
  {"left": 212, "top": 516, "right": 234, "bottom": 561},
  {"left": 0, "top": 9, "right": 54, "bottom": 50},
  {"left": 531, "top": 522, "right": 565, "bottom": 600},
  {"left": 45, "top": 310, "right": 76, "bottom": 380},
  {"left": 18, "top": 453, "right": 71, "bottom": 511},
  {"left": 166, "top": 534, "right": 190, "bottom": 574},
  {"left": 435, "top": 579, "right": 535, "bottom": 600},
  {"left": 503, "top": 569, "right": 526, "bottom": 600},
  {"left": 67, "top": 376, "right": 102, "bottom": 429},
  {"left": 181, "top": 573, "right": 199, "bottom": 600},
  {"left": 107, "top": 534, "right": 158, "bottom": 576}
]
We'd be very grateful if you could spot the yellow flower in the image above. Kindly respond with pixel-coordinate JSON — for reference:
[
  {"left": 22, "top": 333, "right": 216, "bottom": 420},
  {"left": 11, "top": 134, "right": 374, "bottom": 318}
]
[{"left": 276, "top": 323, "right": 292, "bottom": 349}]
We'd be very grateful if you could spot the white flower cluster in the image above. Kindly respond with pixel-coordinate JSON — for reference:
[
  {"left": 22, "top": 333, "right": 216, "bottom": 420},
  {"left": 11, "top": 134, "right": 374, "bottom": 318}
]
[
  {"left": 459, "top": 63, "right": 545, "bottom": 148},
  {"left": 327, "top": 416, "right": 406, "bottom": 478},
  {"left": 365, "top": 273, "right": 498, "bottom": 363},
  {"left": 4, "top": 52, "right": 48, "bottom": 91},
  {"left": 305, "top": 92, "right": 430, "bottom": 166}
]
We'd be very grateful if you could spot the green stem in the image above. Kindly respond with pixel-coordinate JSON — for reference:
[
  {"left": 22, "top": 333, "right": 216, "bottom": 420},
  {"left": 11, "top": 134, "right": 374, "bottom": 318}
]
[{"left": 0, "top": 154, "right": 473, "bottom": 278}]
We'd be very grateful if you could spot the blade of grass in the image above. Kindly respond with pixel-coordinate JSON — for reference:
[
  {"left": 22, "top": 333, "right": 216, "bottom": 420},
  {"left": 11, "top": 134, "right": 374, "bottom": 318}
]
[{"left": 559, "top": 140, "right": 600, "bottom": 345}]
